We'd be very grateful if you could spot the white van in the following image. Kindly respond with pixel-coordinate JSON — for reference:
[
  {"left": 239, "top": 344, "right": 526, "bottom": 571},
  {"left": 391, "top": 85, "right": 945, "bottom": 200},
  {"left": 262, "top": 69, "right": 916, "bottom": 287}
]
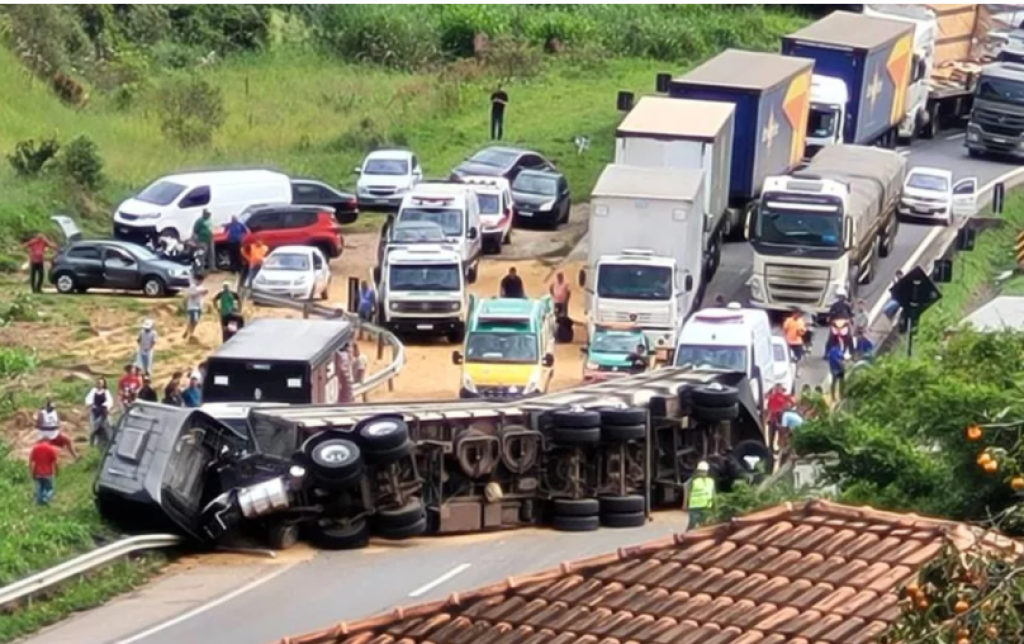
[
  {"left": 395, "top": 183, "right": 483, "bottom": 281},
  {"left": 673, "top": 304, "right": 779, "bottom": 410},
  {"left": 112, "top": 170, "right": 292, "bottom": 243}
]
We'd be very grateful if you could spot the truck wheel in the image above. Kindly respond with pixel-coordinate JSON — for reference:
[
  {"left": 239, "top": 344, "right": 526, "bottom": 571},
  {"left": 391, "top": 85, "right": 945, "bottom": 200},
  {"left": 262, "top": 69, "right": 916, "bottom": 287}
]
[
  {"left": 598, "top": 407, "right": 646, "bottom": 426},
  {"left": 308, "top": 518, "right": 370, "bottom": 550},
  {"left": 373, "top": 499, "right": 426, "bottom": 531},
  {"left": 552, "top": 409, "right": 600, "bottom": 428},
  {"left": 598, "top": 494, "right": 645, "bottom": 514},
  {"left": 552, "top": 514, "right": 600, "bottom": 532},
  {"left": 552, "top": 426, "right": 600, "bottom": 445},
  {"left": 922, "top": 104, "right": 939, "bottom": 139},
  {"left": 447, "top": 322, "right": 466, "bottom": 344},
  {"left": 691, "top": 385, "right": 739, "bottom": 408},
  {"left": 356, "top": 415, "right": 410, "bottom": 451},
  {"left": 601, "top": 424, "right": 645, "bottom": 442},
  {"left": 307, "top": 437, "right": 364, "bottom": 487},
  {"left": 731, "top": 439, "right": 775, "bottom": 476},
  {"left": 375, "top": 517, "right": 428, "bottom": 540},
  {"left": 365, "top": 439, "right": 415, "bottom": 466},
  {"left": 267, "top": 522, "right": 299, "bottom": 551},
  {"left": 693, "top": 404, "right": 739, "bottom": 423},
  {"left": 552, "top": 498, "right": 599, "bottom": 517},
  {"left": 600, "top": 511, "right": 646, "bottom": 528}
]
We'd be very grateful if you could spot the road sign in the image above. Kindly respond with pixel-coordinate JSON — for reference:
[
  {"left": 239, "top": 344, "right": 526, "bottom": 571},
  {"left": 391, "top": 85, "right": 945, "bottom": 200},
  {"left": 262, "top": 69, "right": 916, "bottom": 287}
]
[
  {"left": 1017, "top": 231, "right": 1024, "bottom": 267},
  {"left": 889, "top": 266, "right": 942, "bottom": 317}
]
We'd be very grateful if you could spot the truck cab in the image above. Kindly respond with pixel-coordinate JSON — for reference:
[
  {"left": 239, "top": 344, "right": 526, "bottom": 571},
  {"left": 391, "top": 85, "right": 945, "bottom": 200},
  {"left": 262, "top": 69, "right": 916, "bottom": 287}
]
[
  {"left": 395, "top": 184, "right": 482, "bottom": 280},
  {"left": 378, "top": 244, "right": 468, "bottom": 343},
  {"left": 806, "top": 75, "right": 849, "bottom": 153},
  {"left": 966, "top": 63, "right": 1024, "bottom": 159},
  {"left": 453, "top": 297, "right": 555, "bottom": 399}
]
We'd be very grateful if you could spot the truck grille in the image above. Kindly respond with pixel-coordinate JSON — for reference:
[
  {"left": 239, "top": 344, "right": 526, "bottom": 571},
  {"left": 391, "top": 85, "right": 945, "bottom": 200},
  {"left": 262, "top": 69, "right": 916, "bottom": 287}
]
[
  {"left": 392, "top": 301, "right": 453, "bottom": 313},
  {"left": 477, "top": 387, "right": 524, "bottom": 399},
  {"left": 765, "top": 264, "right": 831, "bottom": 306},
  {"left": 973, "top": 107, "right": 1024, "bottom": 138},
  {"left": 598, "top": 310, "right": 669, "bottom": 326}
]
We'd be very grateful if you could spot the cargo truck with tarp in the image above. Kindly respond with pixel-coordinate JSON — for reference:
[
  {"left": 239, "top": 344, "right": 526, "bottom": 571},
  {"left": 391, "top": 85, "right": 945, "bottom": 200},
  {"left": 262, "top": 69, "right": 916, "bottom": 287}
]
[
  {"left": 667, "top": 50, "right": 812, "bottom": 239},
  {"left": 746, "top": 145, "right": 907, "bottom": 315},
  {"left": 782, "top": 11, "right": 914, "bottom": 154}
]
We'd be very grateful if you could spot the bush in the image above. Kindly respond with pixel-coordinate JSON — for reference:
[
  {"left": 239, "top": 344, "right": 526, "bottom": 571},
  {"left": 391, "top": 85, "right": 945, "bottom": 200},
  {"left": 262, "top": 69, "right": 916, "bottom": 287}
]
[
  {"left": 0, "top": 347, "right": 36, "bottom": 379},
  {"left": 59, "top": 136, "right": 104, "bottom": 191},
  {"left": 155, "top": 75, "right": 226, "bottom": 148},
  {"left": 7, "top": 138, "right": 60, "bottom": 177}
]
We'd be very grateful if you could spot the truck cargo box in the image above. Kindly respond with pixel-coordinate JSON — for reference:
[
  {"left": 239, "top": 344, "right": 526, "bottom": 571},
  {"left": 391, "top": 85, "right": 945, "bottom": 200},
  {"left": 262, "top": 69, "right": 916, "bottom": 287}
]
[
  {"left": 615, "top": 96, "right": 734, "bottom": 240},
  {"left": 782, "top": 11, "right": 914, "bottom": 145},
  {"left": 668, "top": 50, "right": 812, "bottom": 206}
]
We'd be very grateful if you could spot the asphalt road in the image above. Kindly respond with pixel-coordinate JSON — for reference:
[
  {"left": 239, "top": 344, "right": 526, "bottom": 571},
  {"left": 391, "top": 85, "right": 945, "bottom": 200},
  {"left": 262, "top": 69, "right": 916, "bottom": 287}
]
[{"left": 24, "top": 133, "right": 1024, "bottom": 644}]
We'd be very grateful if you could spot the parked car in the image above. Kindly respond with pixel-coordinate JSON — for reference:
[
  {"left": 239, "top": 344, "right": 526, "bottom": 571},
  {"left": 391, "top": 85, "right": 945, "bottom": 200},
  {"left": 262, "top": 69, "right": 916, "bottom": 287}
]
[
  {"left": 251, "top": 245, "right": 332, "bottom": 301},
  {"left": 450, "top": 146, "right": 553, "bottom": 183},
  {"left": 355, "top": 149, "right": 422, "bottom": 211},
  {"left": 213, "top": 205, "right": 343, "bottom": 269},
  {"left": 291, "top": 178, "right": 359, "bottom": 224},
  {"left": 511, "top": 169, "right": 572, "bottom": 228},
  {"left": 897, "top": 166, "right": 978, "bottom": 227},
  {"left": 457, "top": 176, "right": 514, "bottom": 254},
  {"left": 49, "top": 216, "right": 192, "bottom": 297}
]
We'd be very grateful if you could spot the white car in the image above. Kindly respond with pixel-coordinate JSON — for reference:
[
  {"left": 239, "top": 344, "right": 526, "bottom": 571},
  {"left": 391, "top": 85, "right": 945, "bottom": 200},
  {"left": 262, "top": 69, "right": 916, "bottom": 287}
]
[
  {"left": 898, "top": 166, "right": 978, "bottom": 226},
  {"left": 252, "top": 246, "right": 332, "bottom": 300},
  {"left": 458, "top": 176, "right": 514, "bottom": 254},
  {"left": 770, "top": 336, "right": 796, "bottom": 395},
  {"left": 355, "top": 149, "right": 422, "bottom": 211}
]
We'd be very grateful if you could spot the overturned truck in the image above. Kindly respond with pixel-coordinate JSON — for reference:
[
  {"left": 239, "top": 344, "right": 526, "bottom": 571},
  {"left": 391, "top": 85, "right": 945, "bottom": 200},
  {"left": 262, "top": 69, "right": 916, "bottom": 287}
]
[{"left": 95, "top": 367, "right": 771, "bottom": 550}]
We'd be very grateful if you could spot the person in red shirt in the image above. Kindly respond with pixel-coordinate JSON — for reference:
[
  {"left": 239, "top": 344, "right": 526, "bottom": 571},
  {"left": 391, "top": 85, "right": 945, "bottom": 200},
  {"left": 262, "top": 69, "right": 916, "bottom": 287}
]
[
  {"left": 766, "top": 384, "right": 794, "bottom": 447},
  {"left": 23, "top": 234, "right": 57, "bottom": 294},
  {"left": 117, "top": 364, "right": 141, "bottom": 409},
  {"left": 29, "top": 438, "right": 59, "bottom": 505}
]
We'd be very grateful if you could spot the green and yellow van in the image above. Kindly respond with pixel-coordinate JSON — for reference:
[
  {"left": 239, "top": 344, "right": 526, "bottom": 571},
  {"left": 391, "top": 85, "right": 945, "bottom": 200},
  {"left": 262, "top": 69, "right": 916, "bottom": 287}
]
[{"left": 452, "top": 297, "right": 555, "bottom": 399}]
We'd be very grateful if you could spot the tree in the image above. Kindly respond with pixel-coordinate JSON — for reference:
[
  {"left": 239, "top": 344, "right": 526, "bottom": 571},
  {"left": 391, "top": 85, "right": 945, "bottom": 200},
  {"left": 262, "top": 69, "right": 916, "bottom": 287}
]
[{"left": 155, "top": 75, "right": 226, "bottom": 148}]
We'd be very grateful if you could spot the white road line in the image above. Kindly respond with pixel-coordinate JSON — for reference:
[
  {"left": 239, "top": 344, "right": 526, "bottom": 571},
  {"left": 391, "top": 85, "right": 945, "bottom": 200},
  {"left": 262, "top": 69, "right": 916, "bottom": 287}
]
[
  {"left": 109, "top": 563, "right": 297, "bottom": 644},
  {"left": 945, "top": 132, "right": 966, "bottom": 141},
  {"left": 408, "top": 563, "right": 472, "bottom": 598}
]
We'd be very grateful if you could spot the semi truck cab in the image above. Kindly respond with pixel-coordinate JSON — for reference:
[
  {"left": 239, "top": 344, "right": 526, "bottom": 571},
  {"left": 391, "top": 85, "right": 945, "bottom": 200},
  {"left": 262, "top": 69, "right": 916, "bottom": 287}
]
[
  {"left": 806, "top": 75, "right": 849, "bottom": 153},
  {"left": 966, "top": 63, "right": 1024, "bottom": 158},
  {"left": 379, "top": 245, "right": 469, "bottom": 343}
]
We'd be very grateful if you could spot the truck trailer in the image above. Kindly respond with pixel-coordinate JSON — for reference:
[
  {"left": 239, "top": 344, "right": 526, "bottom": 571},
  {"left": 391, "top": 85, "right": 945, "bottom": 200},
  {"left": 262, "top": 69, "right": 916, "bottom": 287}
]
[
  {"left": 580, "top": 164, "right": 706, "bottom": 351},
  {"left": 614, "top": 96, "right": 735, "bottom": 278},
  {"left": 667, "top": 49, "right": 812, "bottom": 238},
  {"left": 782, "top": 11, "right": 914, "bottom": 154},
  {"left": 747, "top": 145, "right": 907, "bottom": 314}
]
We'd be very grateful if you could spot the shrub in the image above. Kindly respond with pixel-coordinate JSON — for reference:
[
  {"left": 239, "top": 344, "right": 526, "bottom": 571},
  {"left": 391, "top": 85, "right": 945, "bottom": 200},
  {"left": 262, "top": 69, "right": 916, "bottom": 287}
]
[
  {"left": 7, "top": 138, "right": 60, "bottom": 177},
  {"left": 482, "top": 35, "right": 543, "bottom": 82},
  {"left": 155, "top": 75, "right": 226, "bottom": 148},
  {"left": 0, "top": 347, "right": 36, "bottom": 379},
  {"left": 59, "top": 135, "right": 105, "bottom": 191}
]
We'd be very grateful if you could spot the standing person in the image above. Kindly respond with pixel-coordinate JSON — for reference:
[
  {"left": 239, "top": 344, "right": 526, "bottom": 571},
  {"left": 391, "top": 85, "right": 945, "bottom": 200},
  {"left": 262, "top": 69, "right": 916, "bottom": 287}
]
[
  {"left": 549, "top": 271, "right": 571, "bottom": 320},
  {"left": 36, "top": 399, "right": 78, "bottom": 460},
  {"left": 357, "top": 280, "right": 377, "bottom": 338},
  {"left": 23, "top": 232, "right": 58, "bottom": 294},
  {"left": 500, "top": 266, "right": 525, "bottom": 298},
  {"left": 853, "top": 299, "right": 869, "bottom": 336},
  {"left": 685, "top": 461, "right": 716, "bottom": 528},
  {"left": 213, "top": 282, "right": 241, "bottom": 343},
  {"left": 137, "top": 375, "right": 158, "bottom": 402},
  {"left": 240, "top": 238, "right": 268, "bottom": 292},
  {"left": 29, "top": 437, "right": 59, "bottom": 506},
  {"left": 351, "top": 343, "right": 368, "bottom": 385},
  {"left": 490, "top": 84, "right": 509, "bottom": 141},
  {"left": 136, "top": 319, "right": 158, "bottom": 376},
  {"left": 116, "top": 364, "right": 141, "bottom": 409},
  {"left": 766, "top": 384, "right": 794, "bottom": 449},
  {"left": 182, "top": 275, "right": 208, "bottom": 342},
  {"left": 853, "top": 329, "right": 875, "bottom": 362},
  {"left": 182, "top": 376, "right": 202, "bottom": 408},
  {"left": 223, "top": 215, "right": 249, "bottom": 273},
  {"left": 783, "top": 309, "right": 807, "bottom": 365},
  {"left": 85, "top": 377, "right": 113, "bottom": 446},
  {"left": 162, "top": 372, "right": 184, "bottom": 406},
  {"left": 826, "top": 343, "right": 846, "bottom": 402},
  {"left": 192, "top": 209, "right": 215, "bottom": 272},
  {"left": 883, "top": 269, "right": 905, "bottom": 320}
]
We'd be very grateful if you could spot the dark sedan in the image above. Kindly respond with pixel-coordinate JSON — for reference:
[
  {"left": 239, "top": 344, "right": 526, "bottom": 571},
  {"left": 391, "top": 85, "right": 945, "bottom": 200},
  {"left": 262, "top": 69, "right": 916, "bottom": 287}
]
[
  {"left": 450, "top": 146, "right": 553, "bottom": 183},
  {"left": 50, "top": 239, "right": 193, "bottom": 297},
  {"left": 291, "top": 178, "right": 359, "bottom": 224},
  {"left": 511, "top": 170, "right": 571, "bottom": 229}
]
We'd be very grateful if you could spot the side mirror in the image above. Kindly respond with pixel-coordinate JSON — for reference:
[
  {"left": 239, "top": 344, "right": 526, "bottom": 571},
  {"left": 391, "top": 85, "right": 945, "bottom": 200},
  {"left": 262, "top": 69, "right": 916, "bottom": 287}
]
[
  {"left": 353, "top": 167, "right": 362, "bottom": 174},
  {"left": 578, "top": 269, "right": 587, "bottom": 288},
  {"left": 684, "top": 275, "right": 694, "bottom": 292},
  {"left": 467, "top": 227, "right": 478, "bottom": 240},
  {"left": 542, "top": 353, "right": 555, "bottom": 368},
  {"left": 452, "top": 351, "right": 463, "bottom": 365}
]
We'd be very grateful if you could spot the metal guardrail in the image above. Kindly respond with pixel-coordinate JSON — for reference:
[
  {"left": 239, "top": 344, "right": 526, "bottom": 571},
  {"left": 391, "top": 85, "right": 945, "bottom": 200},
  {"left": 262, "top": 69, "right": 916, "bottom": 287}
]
[
  {"left": 0, "top": 534, "right": 182, "bottom": 609},
  {"left": 248, "top": 290, "right": 406, "bottom": 397}
]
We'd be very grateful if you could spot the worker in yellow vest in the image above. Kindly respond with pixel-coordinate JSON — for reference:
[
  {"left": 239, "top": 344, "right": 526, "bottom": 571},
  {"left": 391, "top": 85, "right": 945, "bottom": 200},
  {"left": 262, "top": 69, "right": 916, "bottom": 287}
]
[{"left": 686, "top": 461, "right": 716, "bottom": 528}]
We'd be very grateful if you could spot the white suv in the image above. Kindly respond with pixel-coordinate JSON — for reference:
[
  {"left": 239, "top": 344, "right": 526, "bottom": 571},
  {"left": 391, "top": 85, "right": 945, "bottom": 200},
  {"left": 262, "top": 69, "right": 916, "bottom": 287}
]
[
  {"left": 458, "top": 176, "right": 514, "bottom": 254},
  {"left": 355, "top": 149, "right": 422, "bottom": 211}
]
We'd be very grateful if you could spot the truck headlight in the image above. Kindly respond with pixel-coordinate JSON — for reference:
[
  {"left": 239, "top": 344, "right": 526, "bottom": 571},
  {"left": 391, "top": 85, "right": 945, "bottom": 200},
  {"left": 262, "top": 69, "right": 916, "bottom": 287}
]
[
  {"left": 389, "top": 302, "right": 400, "bottom": 311},
  {"left": 462, "top": 373, "right": 477, "bottom": 393},
  {"left": 748, "top": 276, "right": 764, "bottom": 301},
  {"left": 448, "top": 301, "right": 461, "bottom": 312},
  {"left": 967, "top": 131, "right": 980, "bottom": 142}
]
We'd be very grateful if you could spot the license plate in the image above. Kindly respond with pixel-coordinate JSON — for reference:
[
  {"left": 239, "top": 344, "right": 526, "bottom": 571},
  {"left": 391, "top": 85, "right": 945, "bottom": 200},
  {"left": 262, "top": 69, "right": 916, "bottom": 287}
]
[
  {"left": 374, "top": 199, "right": 390, "bottom": 204},
  {"left": 517, "top": 210, "right": 533, "bottom": 217},
  {"left": 416, "top": 324, "right": 434, "bottom": 330},
  {"left": 912, "top": 206, "right": 931, "bottom": 214}
]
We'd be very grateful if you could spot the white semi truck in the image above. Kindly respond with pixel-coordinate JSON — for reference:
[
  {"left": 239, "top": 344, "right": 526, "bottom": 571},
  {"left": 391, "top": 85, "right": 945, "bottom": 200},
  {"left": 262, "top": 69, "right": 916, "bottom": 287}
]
[
  {"left": 747, "top": 145, "right": 906, "bottom": 315},
  {"left": 579, "top": 164, "right": 705, "bottom": 350}
]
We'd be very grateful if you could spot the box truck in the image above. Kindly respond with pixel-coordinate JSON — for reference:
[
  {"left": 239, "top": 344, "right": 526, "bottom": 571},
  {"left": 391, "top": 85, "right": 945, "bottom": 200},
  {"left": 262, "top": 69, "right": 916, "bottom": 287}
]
[
  {"left": 782, "top": 11, "right": 914, "bottom": 154},
  {"left": 747, "top": 145, "right": 907, "bottom": 315},
  {"left": 614, "top": 96, "right": 734, "bottom": 280},
  {"left": 667, "top": 50, "right": 812, "bottom": 239},
  {"left": 579, "top": 165, "right": 705, "bottom": 351}
]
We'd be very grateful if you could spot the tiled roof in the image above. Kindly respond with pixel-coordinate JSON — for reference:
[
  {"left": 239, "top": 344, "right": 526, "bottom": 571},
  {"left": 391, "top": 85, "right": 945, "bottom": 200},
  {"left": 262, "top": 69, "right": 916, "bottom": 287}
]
[{"left": 278, "top": 500, "right": 1019, "bottom": 644}]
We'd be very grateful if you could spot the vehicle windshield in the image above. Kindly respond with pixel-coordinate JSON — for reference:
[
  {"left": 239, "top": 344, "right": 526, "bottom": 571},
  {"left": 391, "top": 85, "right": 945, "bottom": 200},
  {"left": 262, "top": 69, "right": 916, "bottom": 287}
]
[
  {"left": 136, "top": 180, "right": 186, "bottom": 206},
  {"left": 389, "top": 264, "right": 461, "bottom": 291},
  {"left": 476, "top": 193, "right": 501, "bottom": 215},
  {"left": 674, "top": 344, "right": 748, "bottom": 371},
  {"left": 364, "top": 158, "right": 409, "bottom": 175},
  {"left": 263, "top": 253, "right": 310, "bottom": 271},
  {"left": 398, "top": 208, "right": 463, "bottom": 237},
  {"left": 592, "top": 333, "right": 644, "bottom": 354},
  {"left": 391, "top": 224, "right": 447, "bottom": 243},
  {"left": 756, "top": 203, "right": 842, "bottom": 248},
  {"left": 513, "top": 173, "right": 558, "bottom": 196},
  {"left": 465, "top": 330, "right": 538, "bottom": 363},
  {"left": 977, "top": 76, "right": 1024, "bottom": 107},
  {"left": 772, "top": 342, "right": 788, "bottom": 363},
  {"left": 907, "top": 173, "right": 949, "bottom": 192},
  {"left": 596, "top": 264, "right": 671, "bottom": 301},
  {"left": 807, "top": 105, "right": 840, "bottom": 139},
  {"left": 125, "top": 244, "right": 157, "bottom": 261},
  {"left": 469, "top": 149, "right": 517, "bottom": 168}
]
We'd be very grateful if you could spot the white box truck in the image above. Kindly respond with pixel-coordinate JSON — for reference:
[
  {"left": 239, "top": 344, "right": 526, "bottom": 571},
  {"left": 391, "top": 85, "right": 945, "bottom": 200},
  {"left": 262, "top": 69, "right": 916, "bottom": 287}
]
[
  {"left": 614, "top": 96, "right": 735, "bottom": 280},
  {"left": 579, "top": 165, "right": 705, "bottom": 351}
]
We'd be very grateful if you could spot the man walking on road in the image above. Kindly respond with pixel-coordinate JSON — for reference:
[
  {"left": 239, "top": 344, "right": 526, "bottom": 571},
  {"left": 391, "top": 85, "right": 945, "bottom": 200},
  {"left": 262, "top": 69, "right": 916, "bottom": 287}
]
[
  {"left": 826, "top": 343, "right": 846, "bottom": 402},
  {"left": 240, "top": 238, "right": 268, "bottom": 292},
  {"left": 490, "top": 85, "right": 509, "bottom": 141},
  {"left": 500, "top": 266, "right": 525, "bottom": 299},
  {"left": 183, "top": 275, "right": 208, "bottom": 342},
  {"left": 29, "top": 437, "right": 59, "bottom": 506},
  {"left": 23, "top": 233, "right": 58, "bottom": 293},
  {"left": 223, "top": 215, "right": 248, "bottom": 273},
  {"left": 685, "top": 461, "right": 715, "bottom": 528},
  {"left": 136, "top": 319, "right": 157, "bottom": 376},
  {"left": 192, "top": 209, "right": 215, "bottom": 272},
  {"left": 783, "top": 309, "right": 807, "bottom": 367},
  {"left": 213, "top": 282, "right": 242, "bottom": 343},
  {"left": 36, "top": 399, "right": 78, "bottom": 460},
  {"left": 549, "top": 271, "right": 571, "bottom": 319}
]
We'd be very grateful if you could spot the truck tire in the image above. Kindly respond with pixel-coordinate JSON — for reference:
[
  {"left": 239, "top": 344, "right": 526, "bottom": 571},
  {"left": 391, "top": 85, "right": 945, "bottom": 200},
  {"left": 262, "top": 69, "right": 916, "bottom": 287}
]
[
  {"left": 552, "top": 409, "right": 600, "bottom": 428},
  {"left": 693, "top": 404, "right": 739, "bottom": 423},
  {"left": 601, "top": 424, "right": 645, "bottom": 442},
  {"left": 552, "top": 426, "right": 600, "bottom": 445},
  {"left": 552, "top": 498, "right": 599, "bottom": 517},
  {"left": 598, "top": 407, "right": 646, "bottom": 426},
  {"left": 376, "top": 517, "right": 428, "bottom": 540},
  {"left": 447, "top": 322, "right": 466, "bottom": 344},
  {"left": 552, "top": 514, "right": 600, "bottom": 532},
  {"left": 731, "top": 440, "right": 775, "bottom": 477},
  {"left": 600, "top": 511, "right": 646, "bottom": 529},
  {"left": 691, "top": 385, "right": 739, "bottom": 408},
  {"left": 266, "top": 522, "right": 300, "bottom": 551},
  {"left": 598, "top": 494, "right": 645, "bottom": 514},
  {"left": 308, "top": 518, "right": 370, "bottom": 550},
  {"left": 356, "top": 415, "right": 409, "bottom": 452},
  {"left": 372, "top": 499, "right": 426, "bottom": 531},
  {"left": 365, "top": 439, "right": 415, "bottom": 466},
  {"left": 306, "top": 437, "right": 364, "bottom": 488},
  {"left": 922, "top": 104, "right": 939, "bottom": 139}
]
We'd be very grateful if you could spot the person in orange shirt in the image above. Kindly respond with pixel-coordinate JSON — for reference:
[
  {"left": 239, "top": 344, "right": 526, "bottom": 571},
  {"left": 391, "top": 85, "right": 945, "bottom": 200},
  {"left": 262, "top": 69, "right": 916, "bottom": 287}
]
[
  {"left": 239, "top": 239, "right": 268, "bottom": 291},
  {"left": 23, "top": 233, "right": 58, "bottom": 293},
  {"left": 783, "top": 308, "right": 807, "bottom": 366}
]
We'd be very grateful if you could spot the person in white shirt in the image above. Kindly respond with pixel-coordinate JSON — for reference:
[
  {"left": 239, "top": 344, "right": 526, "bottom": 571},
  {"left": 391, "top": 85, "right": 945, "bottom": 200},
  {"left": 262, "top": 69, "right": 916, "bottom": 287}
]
[
  {"left": 84, "top": 378, "right": 114, "bottom": 446},
  {"left": 36, "top": 399, "right": 79, "bottom": 459},
  {"left": 182, "top": 275, "right": 208, "bottom": 342},
  {"left": 136, "top": 319, "right": 158, "bottom": 375}
]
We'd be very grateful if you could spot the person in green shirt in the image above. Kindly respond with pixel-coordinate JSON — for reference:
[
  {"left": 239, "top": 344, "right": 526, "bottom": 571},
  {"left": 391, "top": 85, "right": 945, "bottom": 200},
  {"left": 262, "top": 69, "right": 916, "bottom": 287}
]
[
  {"left": 212, "top": 283, "right": 242, "bottom": 343},
  {"left": 685, "top": 461, "right": 716, "bottom": 529},
  {"left": 192, "top": 210, "right": 215, "bottom": 271}
]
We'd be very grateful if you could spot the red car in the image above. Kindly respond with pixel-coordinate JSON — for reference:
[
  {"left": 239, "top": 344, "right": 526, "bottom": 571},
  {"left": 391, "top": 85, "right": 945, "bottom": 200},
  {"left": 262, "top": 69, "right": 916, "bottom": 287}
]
[{"left": 213, "top": 205, "right": 343, "bottom": 269}]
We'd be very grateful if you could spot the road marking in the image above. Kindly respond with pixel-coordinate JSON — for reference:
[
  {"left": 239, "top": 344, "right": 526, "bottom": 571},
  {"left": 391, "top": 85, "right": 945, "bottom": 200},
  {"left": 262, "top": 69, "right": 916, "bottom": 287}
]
[
  {"left": 109, "top": 563, "right": 297, "bottom": 644},
  {"left": 408, "top": 563, "right": 472, "bottom": 598},
  {"left": 945, "top": 132, "right": 966, "bottom": 141}
]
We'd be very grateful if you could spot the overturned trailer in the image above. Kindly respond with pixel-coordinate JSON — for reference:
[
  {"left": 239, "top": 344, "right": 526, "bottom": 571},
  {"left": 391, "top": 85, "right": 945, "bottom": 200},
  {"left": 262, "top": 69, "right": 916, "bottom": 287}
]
[{"left": 96, "top": 367, "right": 769, "bottom": 549}]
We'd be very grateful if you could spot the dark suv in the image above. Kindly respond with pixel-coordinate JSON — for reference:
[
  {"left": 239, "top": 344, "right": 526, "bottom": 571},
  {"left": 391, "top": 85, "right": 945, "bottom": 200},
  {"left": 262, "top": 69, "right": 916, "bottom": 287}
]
[{"left": 290, "top": 179, "right": 359, "bottom": 224}]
